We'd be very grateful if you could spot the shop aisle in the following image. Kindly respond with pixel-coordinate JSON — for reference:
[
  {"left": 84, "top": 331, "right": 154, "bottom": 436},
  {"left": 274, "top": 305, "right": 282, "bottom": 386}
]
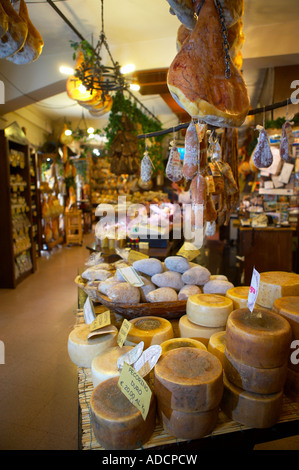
[{"left": 0, "top": 231, "right": 94, "bottom": 450}]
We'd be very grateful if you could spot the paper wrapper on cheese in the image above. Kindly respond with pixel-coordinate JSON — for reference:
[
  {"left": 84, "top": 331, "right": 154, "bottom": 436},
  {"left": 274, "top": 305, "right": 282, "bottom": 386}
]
[
  {"left": 0, "top": 0, "right": 28, "bottom": 59},
  {"left": 183, "top": 121, "right": 198, "bottom": 180},
  {"left": 252, "top": 126, "right": 273, "bottom": 168},
  {"left": 167, "top": 0, "right": 250, "bottom": 127},
  {"left": 280, "top": 121, "right": 292, "bottom": 161},
  {"left": 166, "top": 143, "right": 183, "bottom": 182},
  {"left": 140, "top": 150, "right": 153, "bottom": 182}
]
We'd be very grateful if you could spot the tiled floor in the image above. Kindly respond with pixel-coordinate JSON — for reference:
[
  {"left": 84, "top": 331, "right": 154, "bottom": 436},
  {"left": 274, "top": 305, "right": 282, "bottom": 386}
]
[{"left": 0, "top": 231, "right": 298, "bottom": 450}]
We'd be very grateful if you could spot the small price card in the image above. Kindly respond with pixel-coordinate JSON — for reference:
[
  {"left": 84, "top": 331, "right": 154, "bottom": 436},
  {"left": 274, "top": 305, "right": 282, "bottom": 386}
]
[
  {"left": 128, "top": 250, "right": 149, "bottom": 263},
  {"left": 177, "top": 242, "right": 201, "bottom": 261},
  {"left": 83, "top": 297, "right": 96, "bottom": 324},
  {"left": 118, "top": 362, "right": 152, "bottom": 420},
  {"left": 117, "top": 318, "right": 133, "bottom": 347},
  {"left": 117, "top": 266, "right": 144, "bottom": 287},
  {"left": 247, "top": 267, "right": 260, "bottom": 313},
  {"left": 90, "top": 310, "right": 111, "bottom": 332}
]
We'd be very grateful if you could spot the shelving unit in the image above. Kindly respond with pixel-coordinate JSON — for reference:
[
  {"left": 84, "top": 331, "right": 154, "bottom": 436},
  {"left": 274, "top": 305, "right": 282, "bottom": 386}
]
[
  {"left": 29, "top": 146, "right": 42, "bottom": 257},
  {"left": 0, "top": 128, "right": 37, "bottom": 288}
]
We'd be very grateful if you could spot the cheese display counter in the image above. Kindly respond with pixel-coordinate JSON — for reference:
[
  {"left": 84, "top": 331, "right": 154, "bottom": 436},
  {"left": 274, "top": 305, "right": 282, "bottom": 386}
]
[{"left": 72, "top": 258, "right": 299, "bottom": 451}]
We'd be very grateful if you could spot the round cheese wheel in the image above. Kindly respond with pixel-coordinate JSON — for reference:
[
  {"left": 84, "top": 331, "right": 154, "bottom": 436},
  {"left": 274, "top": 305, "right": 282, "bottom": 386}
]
[
  {"left": 226, "top": 286, "right": 250, "bottom": 309},
  {"left": 68, "top": 324, "right": 118, "bottom": 368},
  {"left": 207, "top": 331, "right": 226, "bottom": 365},
  {"left": 272, "top": 296, "right": 299, "bottom": 339},
  {"left": 91, "top": 345, "right": 133, "bottom": 388},
  {"left": 154, "top": 347, "right": 223, "bottom": 412},
  {"left": 160, "top": 337, "right": 207, "bottom": 355},
  {"left": 225, "top": 307, "right": 292, "bottom": 368},
  {"left": 256, "top": 271, "right": 299, "bottom": 309},
  {"left": 221, "top": 375, "right": 283, "bottom": 429},
  {"left": 179, "top": 314, "right": 224, "bottom": 345},
  {"left": 224, "top": 349, "right": 288, "bottom": 394},
  {"left": 90, "top": 377, "right": 156, "bottom": 450},
  {"left": 186, "top": 294, "right": 233, "bottom": 327},
  {"left": 126, "top": 316, "right": 174, "bottom": 349},
  {"left": 157, "top": 401, "right": 219, "bottom": 440},
  {"left": 284, "top": 368, "right": 299, "bottom": 402}
]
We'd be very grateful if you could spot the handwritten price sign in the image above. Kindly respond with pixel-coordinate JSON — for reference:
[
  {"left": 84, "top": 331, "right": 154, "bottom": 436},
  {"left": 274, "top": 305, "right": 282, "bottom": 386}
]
[
  {"left": 118, "top": 362, "right": 152, "bottom": 420},
  {"left": 247, "top": 267, "right": 260, "bottom": 313}
]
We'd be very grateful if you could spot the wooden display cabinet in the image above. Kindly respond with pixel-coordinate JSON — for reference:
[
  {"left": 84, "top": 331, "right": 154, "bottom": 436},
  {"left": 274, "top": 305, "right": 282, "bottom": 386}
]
[{"left": 0, "top": 129, "right": 37, "bottom": 288}]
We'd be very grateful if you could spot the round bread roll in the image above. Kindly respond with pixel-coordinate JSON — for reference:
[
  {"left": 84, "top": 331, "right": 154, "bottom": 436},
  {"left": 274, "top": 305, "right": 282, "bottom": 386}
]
[
  {"left": 146, "top": 287, "right": 178, "bottom": 303},
  {"left": 139, "top": 276, "right": 156, "bottom": 302},
  {"left": 133, "top": 258, "right": 164, "bottom": 276},
  {"left": 178, "top": 284, "right": 202, "bottom": 300},
  {"left": 151, "top": 271, "right": 184, "bottom": 291},
  {"left": 164, "top": 256, "right": 191, "bottom": 273},
  {"left": 107, "top": 282, "right": 140, "bottom": 304},
  {"left": 203, "top": 280, "right": 234, "bottom": 295},
  {"left": 182, "top": 265, "right": 211, "bottom": 285}
]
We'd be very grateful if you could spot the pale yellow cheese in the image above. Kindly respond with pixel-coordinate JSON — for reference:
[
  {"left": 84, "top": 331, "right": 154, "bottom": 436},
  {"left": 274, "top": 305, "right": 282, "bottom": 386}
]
[
  {"left": 221, "top": 375, "right": 284, "bottom": 429},
  {"left": 154, "top": 347, "right": 223, "bottom": 412},
  {"left": 125, "top": 316, "right": 174, "bottom": 349},
  {"left": 272, "top": 296, "right": 299, "bottom": 339},
  {"left": 226, "top": 286, "right": 250, "bottom": 309},
  {"left": 186, "top": 294, "right": 233, "bottom": 327},
  {"left": 179, "top": 314, "right": 224, "bottom": 344},
  {"left": 157, "top": 401, "right": 219, "bottom": 440},
  {"left": 256, "top": 271, "right": 299, "bottom": 308},
  {"left": 90, "top": 377, "right": 156, "bottom": 450},
  {"left": 160, "top": 337, "right": 207, "bottom": 355},
  {"left": 91, "top": 345, "right": 133, "bottom": 388},
  {"left": 67, "top": 324, "right": 118, "bottom": 368},
  {"left": 207, "top": 331, "right": 226, "bottom": 365}
]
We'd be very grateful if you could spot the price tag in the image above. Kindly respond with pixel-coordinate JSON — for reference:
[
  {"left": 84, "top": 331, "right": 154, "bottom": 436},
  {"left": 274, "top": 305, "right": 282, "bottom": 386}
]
[
  {"left": 134, "top": 345, "right": 162, "bottom": 377},
  {"left": 89, "top": 310, "right": 111, "bottom": 332},
  {"left": 247, "top": 267, "right": 260, "bottom": 313},
  {"left": 177, "top": 242, "right": 201, "bottom": 261},
  {"left": 117, "top": 342, "right": 144, "bottom": 370},
  {"left": 128, "top": 250, "right": 149, "bottom": 263},
  {"left": 117, "top": 266, "right": 144, "bottom": 287},
  {"left": 117, "top": 318, "right": 133, "bottom": 347},
  {"left": 118, "top": 362, "right": 152, "bottom": 420},
  {"left": 83, "top": 297, "right": 96, "bottom": 324}
]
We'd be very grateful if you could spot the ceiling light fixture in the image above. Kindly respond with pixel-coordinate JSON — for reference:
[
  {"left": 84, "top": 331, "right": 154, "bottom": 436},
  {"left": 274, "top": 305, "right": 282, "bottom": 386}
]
[
  {"left": 59, "top": 65, "right": 74, "bottom": 75},
  {"left": 120, "top": 64, "right": 135, "bottom": 75},
  {"left": 129, "top": 83, "right": 140, "bottom": 91}
]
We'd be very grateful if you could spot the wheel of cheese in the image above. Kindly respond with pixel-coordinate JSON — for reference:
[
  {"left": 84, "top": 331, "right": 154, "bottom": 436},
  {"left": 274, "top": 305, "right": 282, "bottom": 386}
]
[
  {"left": 125, "top": 316, "right": 174, "bottom": 349},
  {"left": 186, "top": 293, "right": 233, "bottom": 327},
  {"left": 223, "top": 349, "right": 288, "bottom": 394},
  {"left": 154, "top": 347, "right": 223, "bottom": 412},
  {"left": 221, "top": 375, "right": 283, "bottom": 429},
  {"left": 90, "top": 377, "right": 156, "bottom": 450},
  {"left": 179, "top": 314, "right": 224, "bottom": 346},
  {"left": 284, "top": 368, "right": 299, "bottom": 402},
  {"left": 256, "top": 271, "right": 299, "bottom": 309},
  {"left": 67, "top": 324, "right": 118, "bottom": 368},
  {"left": 207, "top": 331, "right": 226, "bottom": 365},
  {"left": 272, "top": 296, "right": 299, "bottom": 339},
  {"left": 225, "top": 308, "right": 292, "bottom": 368},
  {"left": 157, "top": 401, "right": 219, "bottom": 440},
  {"left": 160, "top": 337, "right": 207, "bottom": 355},
  {"left": 226, "top": 286, "right": 250, "bottom": 309},
  {"left": 91, "top": 345, "right": 133, "bottom": 388}
]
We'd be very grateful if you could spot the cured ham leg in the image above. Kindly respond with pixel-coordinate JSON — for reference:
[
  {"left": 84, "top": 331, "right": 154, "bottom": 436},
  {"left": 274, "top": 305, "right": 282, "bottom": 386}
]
[
  {"left": 0, "top": 0, "right": 27, "bottom": 59},
  {"left": 167, "top": 0, "right": 250, "bottom": 127}
]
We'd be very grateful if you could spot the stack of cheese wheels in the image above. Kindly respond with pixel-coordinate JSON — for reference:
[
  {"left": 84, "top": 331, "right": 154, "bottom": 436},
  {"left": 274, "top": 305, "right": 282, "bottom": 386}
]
[
  {"left": 154, "top": 347, "right": 223, "bottom": 440},
  {"left": 221, "top": 307, "right": 292, "bottom": 428},
  {"left": 226, "top": 286, "right": 250, "bottom": 309},
  {"left": 125, "top": 316, "right": 174, "bottom": 349},
  {"left": 90, "top": 376, "right": 156, "bottom": 450},
  {"left": 91, "top": 345, "right": 133, "bottom": 388},
  {"left": 67, "top": 324, "right": 118, "bottom": 368},
  {"left": 256, "top": 271, "right": 299, "bottom": 309},
  {"left": 160, "top": 337, "right": 207, "bottom": 355},
  {"left": 272, "top": 296, "right": 299, "bottom": 402},
  {"left": 207, "top": 330, "right": 226, "bottom": 366},
  {"left": 179, "top": 294, "right": 233, "bottom": 346}
]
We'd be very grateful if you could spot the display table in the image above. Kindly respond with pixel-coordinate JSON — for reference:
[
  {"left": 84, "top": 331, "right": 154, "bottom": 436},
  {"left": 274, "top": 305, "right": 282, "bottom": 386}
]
[
  {"left": 238, "top": 227, "right": 297, "bottom": 285},
  {"left": 86, "top": 240, "right": 181, "bottom": 261},
  {"left": 75, "top": 291, "right": 299, "bottom": 451}
]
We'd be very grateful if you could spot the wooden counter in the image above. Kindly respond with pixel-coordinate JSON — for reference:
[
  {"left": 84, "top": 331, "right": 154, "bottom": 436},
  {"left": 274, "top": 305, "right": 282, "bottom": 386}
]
[{"left": 238, "top": 226, "right": 297, "bottom": 285}]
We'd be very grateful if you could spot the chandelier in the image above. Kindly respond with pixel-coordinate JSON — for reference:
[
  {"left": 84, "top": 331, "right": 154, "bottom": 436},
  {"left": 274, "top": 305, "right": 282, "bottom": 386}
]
[{"left": 73, "top": 0, "right": 129, "bottom": 100}]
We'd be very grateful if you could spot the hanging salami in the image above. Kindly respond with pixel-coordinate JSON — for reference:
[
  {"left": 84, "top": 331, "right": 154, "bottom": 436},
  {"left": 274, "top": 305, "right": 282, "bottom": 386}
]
[
  {"left": 190, "top": 173, "right": 207, "bottom": 229},
  {"left": 166, "top": 141, "right": 183, "bottom": 182},
  {"left": 280, "top": 121, "right": 293, "bottom": 161},
  {"left": 252, "top": 125, "right": 273, "bottom": 168},
  {"left": 183, "top": 120, "right": 198, "bottom": 180},
  {"left": 140, "top": 150, "right": 153, "bottom": 182}
]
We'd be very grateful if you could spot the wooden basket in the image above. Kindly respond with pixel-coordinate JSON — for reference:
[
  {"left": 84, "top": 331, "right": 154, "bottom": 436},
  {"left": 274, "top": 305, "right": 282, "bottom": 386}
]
[{"left": 96, "top": 292, "right": 187, "bottom": 320}]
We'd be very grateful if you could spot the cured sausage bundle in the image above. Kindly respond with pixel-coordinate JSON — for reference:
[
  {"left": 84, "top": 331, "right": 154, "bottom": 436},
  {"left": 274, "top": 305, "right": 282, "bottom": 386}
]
[
  {"left": 280, "top": 121, "right": 293, "bottom": 161},
  {"left": 252, "top": 126, "right": 273, "bottom": 169},
  {"left": 140, "top": 151, "right": 153, "bottom": 183},
  {"left": 183, "top": 120, "right": 199, "bottom": 180},
  {"left": 166, "top": 142, "right": 183, "bottom": 182}
]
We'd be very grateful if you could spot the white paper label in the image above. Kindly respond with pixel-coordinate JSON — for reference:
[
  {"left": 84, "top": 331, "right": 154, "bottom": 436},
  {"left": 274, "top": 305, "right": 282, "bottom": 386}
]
[
  {"left": 83, "top": 297, "right": 96, "bottom": 324},
  {"left": 133, "top": 345, "right": 162, "bottom": 377},
  {"left": 117, "top": 266, "right": 144, "bottom": 287},
  {"left": 117, "top": 342, "right": 144, "bottom": 371},
  {"left": 247, "top": 267, "right": 260, "bottom": 313}
]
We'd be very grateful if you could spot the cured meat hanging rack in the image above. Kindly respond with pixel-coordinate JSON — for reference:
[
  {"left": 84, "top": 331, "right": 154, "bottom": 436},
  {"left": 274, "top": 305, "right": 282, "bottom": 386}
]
[{"left": 137, "top": 98, "right": 295, "bottom": 140}]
